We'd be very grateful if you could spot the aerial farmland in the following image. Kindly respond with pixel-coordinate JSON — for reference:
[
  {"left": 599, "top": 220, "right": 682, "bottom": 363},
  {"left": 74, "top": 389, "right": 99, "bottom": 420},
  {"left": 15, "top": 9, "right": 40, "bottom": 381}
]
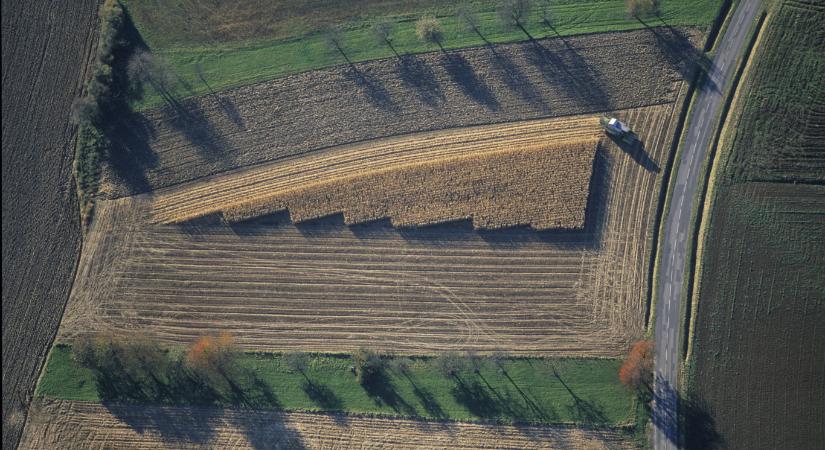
[{"left": 3, "top": 0, "right": 822, "bottom": 449}]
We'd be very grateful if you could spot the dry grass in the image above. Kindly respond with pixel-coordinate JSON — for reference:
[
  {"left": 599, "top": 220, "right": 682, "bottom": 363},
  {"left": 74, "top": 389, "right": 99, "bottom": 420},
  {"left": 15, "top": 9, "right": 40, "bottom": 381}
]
[
  {"left": 219, "top": 140, "right": 597, "bottom": 230},
  {"left": 21, "top": 399, "right": 635, "bottom": 449}
]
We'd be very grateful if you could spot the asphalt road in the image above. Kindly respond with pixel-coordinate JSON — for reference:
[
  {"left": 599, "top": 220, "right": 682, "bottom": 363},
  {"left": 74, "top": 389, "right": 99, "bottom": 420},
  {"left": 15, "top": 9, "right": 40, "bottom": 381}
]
[{"left": 652, "top": 1, "right": 763, "bottom": 449}]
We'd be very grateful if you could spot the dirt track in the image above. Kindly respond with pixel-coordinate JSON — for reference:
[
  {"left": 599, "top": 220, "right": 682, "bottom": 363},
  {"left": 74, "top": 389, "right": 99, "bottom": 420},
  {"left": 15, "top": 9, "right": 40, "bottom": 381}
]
[
  {"left": 101, "top": 27, "right": 701, "bottom": 197},
  {"left": 1, "top": 0, "right": 98, "bottom": 447},
  {"left": 21, "top": 399, "right": 635, "bottom": 449},
  {"left": 59, "top": 102, "right": 681, "bottom": 357}
]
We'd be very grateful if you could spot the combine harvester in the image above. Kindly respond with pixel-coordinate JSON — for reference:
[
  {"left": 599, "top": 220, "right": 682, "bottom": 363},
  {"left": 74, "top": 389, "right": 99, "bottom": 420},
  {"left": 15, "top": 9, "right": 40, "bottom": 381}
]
[{"left": 600, "top": 116, "right": 639, "bottom": 146}]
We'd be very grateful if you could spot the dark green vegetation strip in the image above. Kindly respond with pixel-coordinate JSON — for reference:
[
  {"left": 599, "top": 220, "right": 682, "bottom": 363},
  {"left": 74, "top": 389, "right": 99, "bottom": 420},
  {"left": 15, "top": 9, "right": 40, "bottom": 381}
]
[
  {"left": 721, "top": 2, "right": 825, "bottom": 183},
  {"left": 37, "top": 346, "right": 636, "bottom": 427},
  {"left": 124, "top": 0, "right": 723, "bottom": 109},
  {"left": 688, "top": 2, "right": 825, "bottom": 449}
]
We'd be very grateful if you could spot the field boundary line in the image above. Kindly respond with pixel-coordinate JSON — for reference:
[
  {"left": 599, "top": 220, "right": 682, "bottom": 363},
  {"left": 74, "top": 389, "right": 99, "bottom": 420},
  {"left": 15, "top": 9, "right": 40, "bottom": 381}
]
[{"left": 683, "top": 10, "right": 770, "bottom": 364}]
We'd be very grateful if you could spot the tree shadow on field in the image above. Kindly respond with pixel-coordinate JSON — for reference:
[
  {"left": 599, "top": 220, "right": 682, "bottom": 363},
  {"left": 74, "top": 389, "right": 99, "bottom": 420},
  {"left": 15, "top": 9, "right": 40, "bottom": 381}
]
[
  {"left": 361, "top": 369, "right": 417, "bottom": 417},
  {"left": 102, "top": 9, "right": 157, "bottom": 194},
  {"left": 398, "top": 371, "right": 445, "bottom": 419},
  {"left": 85, "top": 341, "right": 285, "bottom": 445},
  {"left": 521, "top": 34, "right": 611, "bottom": 112},
  {"left": 227, "top": 409, "right": 306, "bottom": 450},
  {"left": 636, "top": 17, "right": 716, "bottom": 91},
  {"left": 342, "top": 64, "right": 397, "bottom": 112},
  {"left": 441, "top": 52, "right": 500, "bottom": 110},
  {"left": 157, "top": 97, "right": 237, "bottom": 167},
  {"left": 195, "top": 65, "right": 245, "bottom": 129},
  {"left": 397, "top": 54, "right": 445, "bottom": 107},
  {"left": 105, "top": 402, "right": 222, "bottom": 445},
  {"left": 652, "top": 375, "right": 723, "bottom": 450},
  {"left": 302, "top": 380, "right": 343, "bottom": 412},
  {"left": 485, "top": 43, "right": 550, "bottom": 113},
  {"left": 450, "top": 375, "right": 503, "bottom": 419},
  {"left": 550, "top": 367, "right": 608, "bottom": 425}
]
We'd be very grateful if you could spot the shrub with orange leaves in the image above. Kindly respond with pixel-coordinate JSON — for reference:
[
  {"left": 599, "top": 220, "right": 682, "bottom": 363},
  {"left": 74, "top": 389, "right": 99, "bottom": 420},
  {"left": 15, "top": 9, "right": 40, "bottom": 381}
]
[
  {"left": 619, "top": 340, "right": 654, "bottom": 391},
  {"left": 186, "top": 332, "right": 236, "bottom": 372}
]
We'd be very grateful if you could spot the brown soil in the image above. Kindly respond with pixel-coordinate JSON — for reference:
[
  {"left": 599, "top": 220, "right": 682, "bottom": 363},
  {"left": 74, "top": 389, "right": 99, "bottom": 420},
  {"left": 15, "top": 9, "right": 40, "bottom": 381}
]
[
  {"left": 21, "top": 399, "right": 635, "bottom": 449},
  {"left": 1, "top": 0, "right": 98, "bottom": 447},
  {"left": 58, "top": 101, "right": 682, "bottom": 356},
  {"left": 101, "top": 27, "right": 701, "bottom": 197}
]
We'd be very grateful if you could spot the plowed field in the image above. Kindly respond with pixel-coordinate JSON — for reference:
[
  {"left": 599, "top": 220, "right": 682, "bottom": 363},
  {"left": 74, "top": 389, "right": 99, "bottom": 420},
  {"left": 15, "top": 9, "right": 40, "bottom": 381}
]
[
  {"left": 101, "top": 27, "right": 700, "bottom": 197},
  {"left": 58, "top": 101, "right": 682, "bottom": 356},
  {"left": 21, "top": 399, "right": 634, "bottom": 449},
  {"left": 1, "top": 0, "right": 98, "bottom": 447}
]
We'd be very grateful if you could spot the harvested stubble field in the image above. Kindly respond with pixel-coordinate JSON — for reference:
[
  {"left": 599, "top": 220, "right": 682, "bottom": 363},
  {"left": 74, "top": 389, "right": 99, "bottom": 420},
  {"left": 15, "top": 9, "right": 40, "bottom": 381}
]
[
  {"left": 223, "top": 141, "right": 598, "bottom": 230},
  {"left": 58, "top": 102, "right": 682, "bottom": 356},
  {"left": 101, "top": 27, "right": 700, "bottom": 197},
  {"left": 21, "top": 399, "right": 635, "bottom": 449},
  {"left": 151, "top": 116, "right": 601, "bottom": 229},
  {"left": 1, "top": 0, "right": 98, "bottom": 447}
]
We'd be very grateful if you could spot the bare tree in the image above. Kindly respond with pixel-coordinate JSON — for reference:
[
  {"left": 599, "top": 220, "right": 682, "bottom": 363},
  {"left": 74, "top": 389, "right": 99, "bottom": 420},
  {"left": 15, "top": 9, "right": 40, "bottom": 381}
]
[
  {"left": 457, "top": 5, "right": 486, "bottom": 42},
  {"left": 497, "top": 0, "right": 534, "bottom": 38},
  {"left": 127, "top": 50, "right": 178, "bottom": 106},
  {"left": 283, "top": 352, "right": 310, "bottom": 374},
  {"left": 353, "top": 348, "right": 385, "bottom": 385},
  {"left": 372, "top": 20, "right": 400, "bottom": 58},
  {"left": 391, "top": 357, "right": 412, "bottom": 375},
  {"left": 626, "top": 0, "right": 659, "bottom": 17},
  {"left": 466, "top": 350, "right": 485, "bottom": 373},
  {"left": 435, "top": 351, "right": 466, "bottom": 378},
  {"left": 70, "top": 95, "right": 99, "bottom": 124},
  {"left": 490, "top": 349, "right": 508, "bottom": 374},
  {"left": 540, "top": 0, "right": 554, "bottom": 30},
  {"left": 416, "top": 15, "right": 445, "bottom": 52},
  {"left": 323, "top": 26, "right": 353, "bottom": 65}
]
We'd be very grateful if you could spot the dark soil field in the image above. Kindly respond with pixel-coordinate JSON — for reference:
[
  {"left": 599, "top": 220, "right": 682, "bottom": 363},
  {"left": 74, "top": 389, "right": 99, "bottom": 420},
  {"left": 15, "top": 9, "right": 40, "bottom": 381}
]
[
  {"left": 1, "top": 0, "right": 99, "bottom": 448},
  {"left": 689, "top": 183, "right": 825, "bottom": 449},
  {"left": 101, "top": 26, "right": 701, "bottom": 197},
  {"left": 689, "top": 2, "right": 825, "bottom": 448}
]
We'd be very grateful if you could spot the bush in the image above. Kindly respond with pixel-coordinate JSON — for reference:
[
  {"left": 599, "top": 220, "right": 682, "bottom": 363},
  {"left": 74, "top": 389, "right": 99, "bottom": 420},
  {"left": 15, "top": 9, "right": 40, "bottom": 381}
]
[
  {"left": 416, "top": 15, "right": 444, "bottom": 48},
  {"left": 435, "top": 351, "right": 466, "bottom": 378},
  {"left": 97, "top": 0, "right": 125, "bottom": 64},
  {"left": 619, "top": 340, "right": 654, "bottom": 392},
  {"left": 352, "top": 348, "right": 385, "bottom": 385},
  {"left": 626, "top": 0, "right": 659, "bottom": 17},
  {"left": 497, "top": 0, "right": 533, "bottom": 28},
  {"left": 283, "top": 352, "right": 310, "bottom": 374},
  {"left": 186, "top": 332, "right": 237, "bottom": 375},
  {"left": 72, "top": 333, "right": 166, "bottom": 377}
]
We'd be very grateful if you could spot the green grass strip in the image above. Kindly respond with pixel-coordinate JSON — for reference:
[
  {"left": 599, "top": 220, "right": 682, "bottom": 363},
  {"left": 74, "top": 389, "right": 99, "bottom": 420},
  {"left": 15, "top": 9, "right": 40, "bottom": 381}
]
[
  {"left": 38, "top": 346, "right": 636, "bottom": 426},
  {"left": 125, "top": 0, "right": 722, "bottom": 109}
]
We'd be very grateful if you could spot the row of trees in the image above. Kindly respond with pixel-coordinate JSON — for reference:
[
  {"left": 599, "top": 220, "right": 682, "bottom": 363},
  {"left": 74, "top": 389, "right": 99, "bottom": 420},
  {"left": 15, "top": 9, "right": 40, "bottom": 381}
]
[
  {"left": 74, "top": 334, "right": 654, "bottom": 405},
  {"left": 326, "top": 0, "right": 659, "bottom": 60}
]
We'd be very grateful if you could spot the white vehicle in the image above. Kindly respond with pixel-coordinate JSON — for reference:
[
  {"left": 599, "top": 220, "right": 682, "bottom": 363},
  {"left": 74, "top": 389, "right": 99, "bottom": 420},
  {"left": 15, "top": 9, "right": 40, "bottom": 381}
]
[{"left": 600, "top": 117, "right": 639, "bottom": 145}]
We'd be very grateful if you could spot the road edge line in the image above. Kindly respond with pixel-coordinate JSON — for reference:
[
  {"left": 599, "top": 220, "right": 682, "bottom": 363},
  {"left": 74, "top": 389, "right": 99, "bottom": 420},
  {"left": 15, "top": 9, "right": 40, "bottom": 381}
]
[
  {"left": 682, "top": 9, "right": 770, "bottom": 365},
  {"left": 645, "top": 0, "right": 738, "bottom": 334}
]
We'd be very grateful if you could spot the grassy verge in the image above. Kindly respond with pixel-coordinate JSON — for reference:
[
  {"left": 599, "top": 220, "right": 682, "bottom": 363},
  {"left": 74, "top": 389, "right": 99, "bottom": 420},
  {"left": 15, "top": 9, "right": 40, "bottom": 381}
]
[
  {"left": 644, "top": 0, "right": 734, "bottom": 332},
  {"left": 124, "top": 0, "right": 723, "bottom": 109},
  {"left": 682, "top": 10, "right": 768, "bottom": 363},
  {"left": 38, "top": 345, "right": 636, "bottom": 427}
]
